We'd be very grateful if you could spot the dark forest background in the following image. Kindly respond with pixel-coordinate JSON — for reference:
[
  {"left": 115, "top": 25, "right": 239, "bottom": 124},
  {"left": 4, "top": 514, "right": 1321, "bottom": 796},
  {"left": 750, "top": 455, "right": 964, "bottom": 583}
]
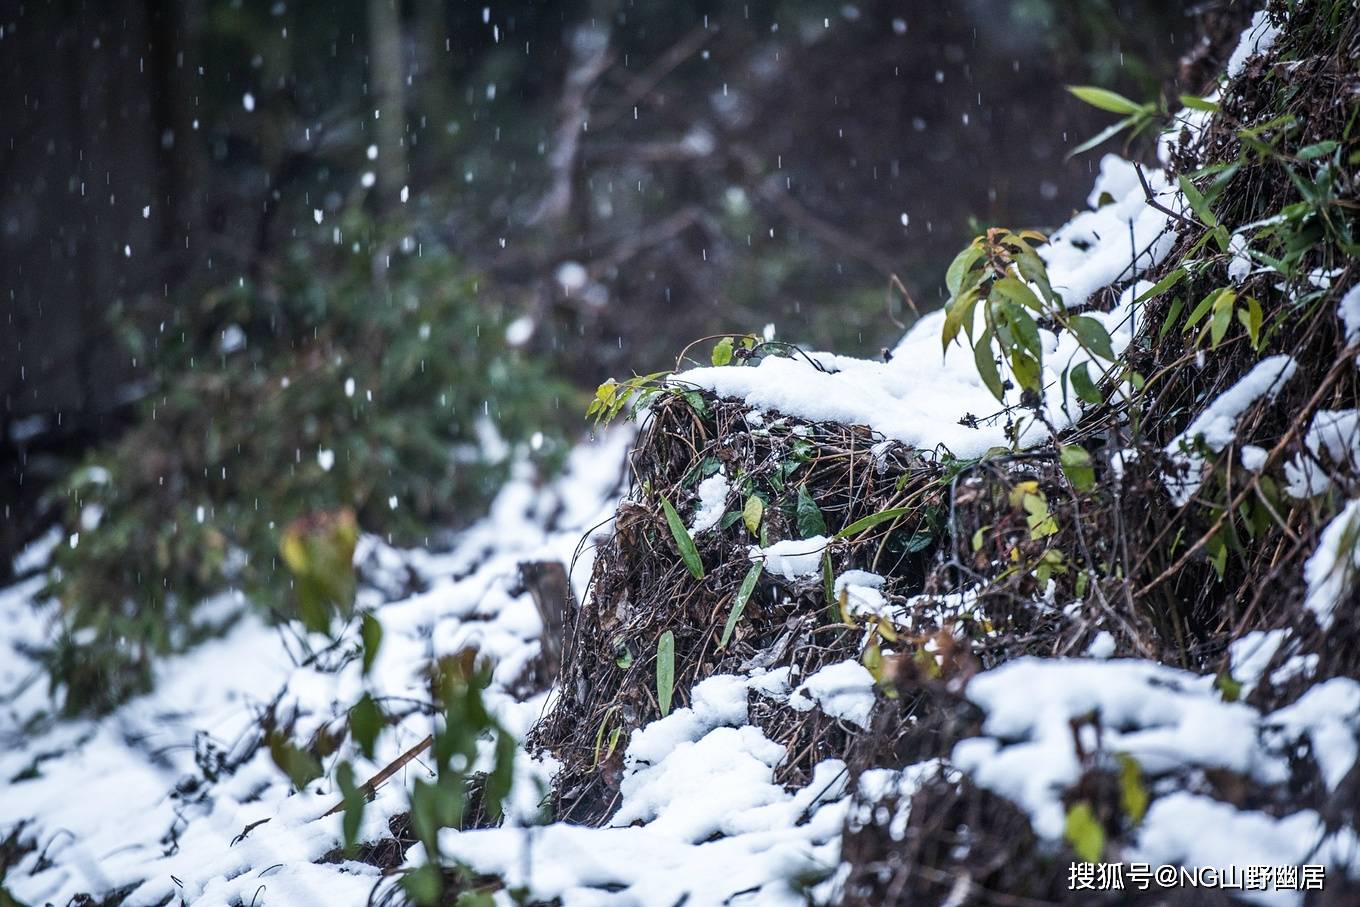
[{"left": 2, "top": 0, "right": 1215, "bottom": 586}]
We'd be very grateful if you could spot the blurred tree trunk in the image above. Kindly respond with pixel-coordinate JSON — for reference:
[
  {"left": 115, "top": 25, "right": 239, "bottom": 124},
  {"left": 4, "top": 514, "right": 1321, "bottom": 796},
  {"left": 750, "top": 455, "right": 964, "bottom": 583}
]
[
  {"left": 368, "top": 0, "right": 408, "bottom": 213},
  {"left": 415, "top": 0, "right": 451, "bottom": 134}
]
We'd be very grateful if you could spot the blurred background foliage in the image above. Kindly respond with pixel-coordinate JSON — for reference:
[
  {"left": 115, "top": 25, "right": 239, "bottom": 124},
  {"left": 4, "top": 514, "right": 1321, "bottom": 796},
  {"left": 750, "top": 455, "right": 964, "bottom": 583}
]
[{"left": 1, "top": 0, "right": 1208, "bottom": 712}]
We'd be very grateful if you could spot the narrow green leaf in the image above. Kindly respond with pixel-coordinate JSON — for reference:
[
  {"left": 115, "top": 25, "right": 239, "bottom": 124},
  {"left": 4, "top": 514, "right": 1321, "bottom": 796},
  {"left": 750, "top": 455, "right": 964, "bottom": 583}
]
[
  {"left": 1177, "top": 175, "right": 1222, "bottom": 231},
  {"left": 1183, "top": 287, "right": 1225, "bottom": 333},
  {"left": 656, "top": 631, "right": 675, "bottom": 717},
  {"left": 1210, "top": 288, "right": 1236, "bottom": 347},
  {"left": 1178, "top": 94, "right": 1219, "bottom": 113},
  {"left": 337, "top": 761, "right": 365, "bottom": 853},
  {"left": 973, "top": 331, "right": 1004, "bottom": 401},
  {"left": 1238, "top": 296, "right": 1263, "bottom": 350},
  {"left": 838, "top": 506, "right": 911, "bottom": 539},
  {"left": 796, "top": 485, "right": 828, "bottom": 538},
  {"left": 1117, "top": 754, "right": 1149, "bottom": 824},
  {"left": 822, "top": 549, "right": 835, "bottom": 611},
  {"left": 661, "top": 497, "right": 705, "bottom": 580},
  {"left": 1064, "top": 801, "right": 1106, "bottom": 863},
  {"left": 1066, "top": 116, "right": 1135, "bottom": 160},
  {"left": 719, "top": 563, "right": 763, "bottom": 649},
  {"left": 1158, "top": 297, "right": 1185, "bottom": 340},
  {"left": 1297, "top": 140, "right": 1338, "bottom": 161},
  {"left": 1134, "top": 267, "right": 1186, "bottom": 303},
  {"left": 1067, "top": 315, "right": 1116, "bottom": 361},
  {"left": 361, "top": 612, "right": 383, "bottom": 675},
  {"left": 1067, "top": 85, "right": 1144, "bottom": 115}
]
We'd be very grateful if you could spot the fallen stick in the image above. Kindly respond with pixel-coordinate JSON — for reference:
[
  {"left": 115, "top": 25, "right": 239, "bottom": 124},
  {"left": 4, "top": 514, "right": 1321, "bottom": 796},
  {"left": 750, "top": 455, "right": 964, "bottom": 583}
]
[{"left": 320, "top": 733, "right": 434, "bottom": 818}]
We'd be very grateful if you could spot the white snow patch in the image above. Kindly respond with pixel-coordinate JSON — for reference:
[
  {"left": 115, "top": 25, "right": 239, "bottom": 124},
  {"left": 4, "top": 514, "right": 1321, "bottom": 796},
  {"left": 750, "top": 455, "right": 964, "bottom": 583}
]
[
  {"left": 789, "top": 659, "right": 877, "bottom": 729},
  {"left": 1164, "top": 354, "right": 1296, "bottom": 505},
  {"left": 688, "top": 471, "right": 730, "bottom": 534},
  {"left": 1226, "top": 10, "right": 1282, "bottom": 79},
  {"left": 1300, "top": 498, "right": 1360, "bottom": 630},
  {"left": 751, "top": 536, "right": 830, "bottom": 580}
]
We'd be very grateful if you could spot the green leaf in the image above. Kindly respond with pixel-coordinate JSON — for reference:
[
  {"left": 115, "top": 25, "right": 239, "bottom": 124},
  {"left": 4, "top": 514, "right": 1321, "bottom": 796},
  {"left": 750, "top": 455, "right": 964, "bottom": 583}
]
[
  {"left": 483, "top": 728, "right": 516, "bottom": 821},
  {"left": 337, "top": 761, "right": 365, "bottom": 853},
  {"left": 1183, "top": 287, "right": 1226, "bottom": 333},
  {"left": 1177, "top": 175, "right": 1222, "bottom": 231},
  {"left": 1066, "top": 116, "right": 1135, "bottom": 160},
  {"left": 742, "top": 495, "right": 764, "bottom": 535},
  {"left": 1210, "top": 287, "right": 1236, "bottom": 347},
  {"left": 1009, "top": 350, "right": 1042, "bottom": 393},
  {"left": 1068, "top": 315, "right": 1116, "bottom": 361},
  {"left": 711, "top": 337, "right": 734, "bottom": 366},
  {"left": 661, "top": 497, "right": 705, "bottom": 580},
  {"left": 822, "top": 548, "right": 836, "bottom": 613},
  {"left": 1067, "top": 85, "right": 1144, "bottom": 115},
  {"left": 945, "top": 244, "right": 985, "bottom": 297},
  {"left": 1000, "top": 301, "right": 1044, "bottom": 360},
  {"left": 974, "top": 331, "right": 1004, "bottom": 401},
  {"left": 1297, "top": 140, "right": 1338, "bottom": 161},
  {"left": 268, "top": 733, "right": 322, "bottom": 792},
  {"left": 1158, "top": 297, "right": 1186, "bottom": 341},
  {"left": 1216, "top": 670, "right": 1243, "bottom": 702},
  {"left": 349, "top": 693, "right": 383, "bottom": 759},
  {"left": 1238, "top": 296, "right": 1263, "bottom": 350},
  {"left": 838, "top": 506, "right": 911, "bottom": 539},
  {"left": 993, "top": 276, "right": 1044, "bottom": 313},
  {"left": 796, "top": 485, "right": 828, "bottom": 538},
  {"left": 719, "top": 563, "right": 763, "bottom": 649},
  {"left": 1070, "top": 361, "right": 1103, "bottom": 406},
  {"left": 656, "top": 630, "right": 675, "bottom": 717},
  {"left": 361, "top": 612, "right": 383, "bottom": 675},
  {"left": 1134, "top": 267, "right": 1186, "bottom": 304},
  {"left": 1178, "top": 94, "right": 1219, "bottom": 113},
  {"left": 942, "top": 285, "right": 982, "bottom": 350},
  {"left": 1060, "top": 444, "right": 1096, "bottom": 493},
  {"left": 1117, "top": 754, "right": 1149, "bottom": 824},
  {"left": 1013, "top": 248, "right": 1057, "bottom": 305},
  {"left": 1064, "top": 801, "right": 1106, "bottom": 863}
]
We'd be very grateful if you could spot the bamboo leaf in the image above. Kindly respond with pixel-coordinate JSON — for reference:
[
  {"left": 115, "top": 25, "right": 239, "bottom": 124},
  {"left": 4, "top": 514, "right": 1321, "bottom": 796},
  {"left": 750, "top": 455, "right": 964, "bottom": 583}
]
[
  {"left": 1178, "top": 94, "right": 1219, "bottom": 113},
  {"left": 719, "top": 563, "right": 763, "bottom": 649},
  {"left": 656, "top": 631, "right": 675, "bottom": 717},
  {"left": 1067, "top": 85, "right": 1144, "bottom": 115},
  {"left": 1066, "top": 116, "right": 1135, "bottom": 160},
  {"left": 1238, "top": 296, "right": 1263, "bottom": 350},
  {"left": 661, "top": 497, "right": 705, "bottom": 580},
  {"left": 1135, "top": 267, "right": 1186, "bottom": 303},
  {"left": 838, "top": 506, "right": 911, "bottom": 539},
  {"left": 1210, "top": 288, "right": 1237, "bottom": 347}
]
